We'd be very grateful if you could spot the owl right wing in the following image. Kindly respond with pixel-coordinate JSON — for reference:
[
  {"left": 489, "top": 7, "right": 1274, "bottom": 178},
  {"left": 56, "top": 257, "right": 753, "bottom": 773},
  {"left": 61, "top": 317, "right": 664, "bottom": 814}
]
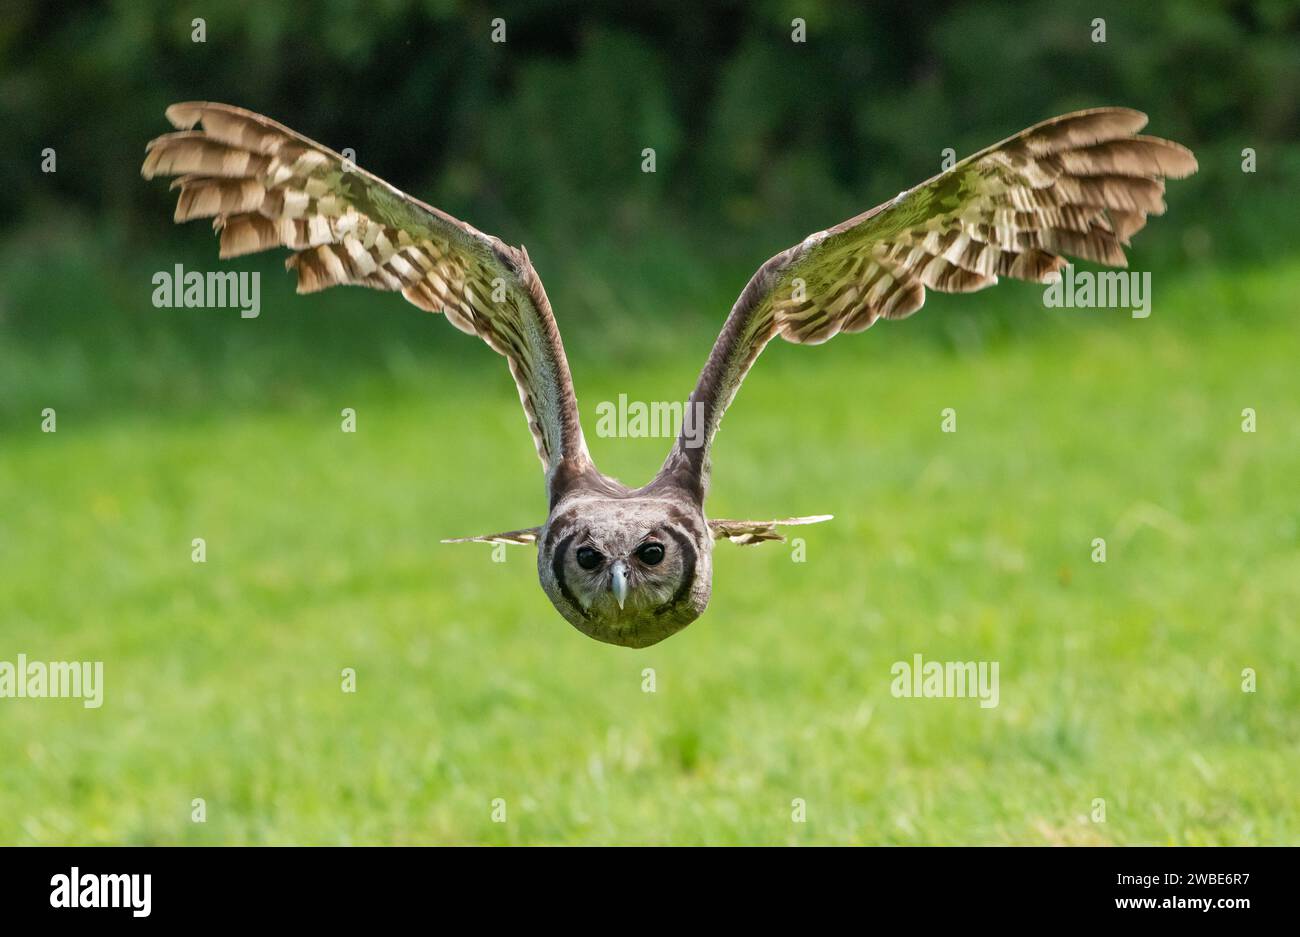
[
  {"left": 653, "top": 108, "right": 1196, "bottom": 502},
  {"left": 143, "top": 102, "right": 593, "bottom": 503},
  {"left": 441, "top": 526, "right": 541, "bottom": 546}
]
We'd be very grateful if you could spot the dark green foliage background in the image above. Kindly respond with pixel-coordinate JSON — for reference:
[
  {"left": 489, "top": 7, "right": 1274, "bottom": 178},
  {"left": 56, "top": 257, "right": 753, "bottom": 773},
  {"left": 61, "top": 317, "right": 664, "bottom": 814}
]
[{"left": 2, "top": 0, "right": 1297, "bottom": 398}]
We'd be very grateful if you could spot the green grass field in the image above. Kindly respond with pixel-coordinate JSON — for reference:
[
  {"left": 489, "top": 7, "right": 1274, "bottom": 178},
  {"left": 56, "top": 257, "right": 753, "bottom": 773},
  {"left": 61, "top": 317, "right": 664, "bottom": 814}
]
[{"left": 1, "top": 258, "right": 1297, "bottom": 844}]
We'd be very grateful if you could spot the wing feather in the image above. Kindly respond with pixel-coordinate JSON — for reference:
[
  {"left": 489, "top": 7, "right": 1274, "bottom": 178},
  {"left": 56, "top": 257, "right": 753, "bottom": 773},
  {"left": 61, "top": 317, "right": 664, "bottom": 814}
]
[
  {"left": 441, "top": 527, "right": 541, "bottom": 546},
  {"left": 143, "top": 103, "right": 592, "bottom": 498},
  {"left": 653, "top": 108, "right": 1196, "bottom": 500},
  {"left": 708, "top": 515, "right": 834, "bottom": 546}
]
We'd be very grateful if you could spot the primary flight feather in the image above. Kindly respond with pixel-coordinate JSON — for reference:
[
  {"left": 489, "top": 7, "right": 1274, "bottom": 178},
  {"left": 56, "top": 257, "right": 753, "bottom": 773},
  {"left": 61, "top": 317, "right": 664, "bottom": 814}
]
[{"left": 143, "top": 103, "right": 1196, "bottom": 647}]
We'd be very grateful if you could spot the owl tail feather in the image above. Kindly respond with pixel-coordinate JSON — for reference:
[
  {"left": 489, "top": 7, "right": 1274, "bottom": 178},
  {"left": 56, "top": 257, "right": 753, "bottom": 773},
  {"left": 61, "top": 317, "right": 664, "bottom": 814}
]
[
  {"left": 441, "top": 526, "right": 542, "bottom": 546},
  {"left": 708, "top": 514, "right": 834, "bottom": 546}
]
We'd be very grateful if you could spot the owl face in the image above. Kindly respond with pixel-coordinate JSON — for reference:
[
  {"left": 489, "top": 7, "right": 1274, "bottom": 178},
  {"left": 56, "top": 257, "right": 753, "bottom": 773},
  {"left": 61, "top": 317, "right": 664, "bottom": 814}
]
[{"left": 539, "top": 498, "right": 713, "bottom": 648}]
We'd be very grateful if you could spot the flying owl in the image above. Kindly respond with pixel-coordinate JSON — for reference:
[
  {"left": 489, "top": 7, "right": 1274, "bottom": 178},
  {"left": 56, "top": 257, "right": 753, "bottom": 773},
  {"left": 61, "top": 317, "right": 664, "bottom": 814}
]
[{"left": 143, "top": 103, "right": 1196, "bottom": 647}]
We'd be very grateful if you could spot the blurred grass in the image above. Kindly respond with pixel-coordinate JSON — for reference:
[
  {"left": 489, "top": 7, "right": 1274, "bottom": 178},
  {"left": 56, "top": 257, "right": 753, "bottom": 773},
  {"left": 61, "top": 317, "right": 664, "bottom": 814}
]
[{"left": 0, "top": 250, "right": 1296, "bottom": 844}]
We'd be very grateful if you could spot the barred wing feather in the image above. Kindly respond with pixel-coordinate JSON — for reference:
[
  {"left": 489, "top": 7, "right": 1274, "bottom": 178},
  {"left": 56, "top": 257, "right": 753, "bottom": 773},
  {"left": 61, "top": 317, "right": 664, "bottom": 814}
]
[
  {"left": 142, "top": 102, "right": 591, "bottom": 493},
  {"left": 658, "top": 108, "right": 1196, "bottom": 497}
]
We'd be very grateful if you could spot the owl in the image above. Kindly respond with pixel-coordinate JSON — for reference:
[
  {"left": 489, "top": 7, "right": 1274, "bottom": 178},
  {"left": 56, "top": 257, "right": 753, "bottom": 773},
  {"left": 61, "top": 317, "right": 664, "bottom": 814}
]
[{"left": 143, "top": 103, "right": 1195, "bottom": 647}]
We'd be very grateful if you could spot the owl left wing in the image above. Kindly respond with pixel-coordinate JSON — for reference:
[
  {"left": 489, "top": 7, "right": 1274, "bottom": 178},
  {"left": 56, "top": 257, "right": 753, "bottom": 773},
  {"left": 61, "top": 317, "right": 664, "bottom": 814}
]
[
  {"left": 708, "top": 514, "right": 834, "bottom": 545},
  {"left": 143, "top": 102, "right": 592, "bottom": 502},
  {"left": 653, "top": 108, "right": 1196, "bottom": 500}
]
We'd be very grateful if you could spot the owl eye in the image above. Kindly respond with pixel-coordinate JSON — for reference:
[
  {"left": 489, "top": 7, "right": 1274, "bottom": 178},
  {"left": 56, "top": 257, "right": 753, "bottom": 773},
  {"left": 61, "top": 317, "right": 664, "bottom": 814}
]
[
  {"left": 636, "top": 542, "right": 665, "bottom": 566},
  {"left": 575, "top": 546, "right": 604, "bottom": 570}
]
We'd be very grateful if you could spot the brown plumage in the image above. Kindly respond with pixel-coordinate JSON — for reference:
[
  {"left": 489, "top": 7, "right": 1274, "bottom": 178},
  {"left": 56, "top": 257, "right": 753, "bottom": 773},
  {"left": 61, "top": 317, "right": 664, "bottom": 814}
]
[
  {"left": 143, "top": 102, "right": 589, "bottom": 486},
  {"left": 143, "top": 104, "right": 1195, "bottom": 647}
]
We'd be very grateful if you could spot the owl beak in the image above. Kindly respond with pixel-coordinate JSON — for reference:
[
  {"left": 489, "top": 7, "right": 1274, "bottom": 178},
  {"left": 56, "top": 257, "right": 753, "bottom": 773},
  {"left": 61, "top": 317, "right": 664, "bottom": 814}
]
[{"left": 610, "top": 560, "right": 630, "bottom": 609}]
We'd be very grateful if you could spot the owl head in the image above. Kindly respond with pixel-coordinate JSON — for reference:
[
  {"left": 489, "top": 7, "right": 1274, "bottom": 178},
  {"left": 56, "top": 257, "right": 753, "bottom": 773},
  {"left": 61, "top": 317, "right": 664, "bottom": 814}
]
[{"left": 539, "top": 497, "right": 713, "bottom": 648}]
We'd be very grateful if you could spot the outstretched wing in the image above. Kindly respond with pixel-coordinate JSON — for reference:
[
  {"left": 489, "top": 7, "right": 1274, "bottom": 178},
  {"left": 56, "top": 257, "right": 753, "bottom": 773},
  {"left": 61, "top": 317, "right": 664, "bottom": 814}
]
[
  {"left": 142, "top": 102, "right": 592, "bottom": 499},
  {"left": 653, "top": 108, "right": 1196, "bottom": 500},
  {"left": 709, "top": 514, "right": 834, "bottom": 546}
]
